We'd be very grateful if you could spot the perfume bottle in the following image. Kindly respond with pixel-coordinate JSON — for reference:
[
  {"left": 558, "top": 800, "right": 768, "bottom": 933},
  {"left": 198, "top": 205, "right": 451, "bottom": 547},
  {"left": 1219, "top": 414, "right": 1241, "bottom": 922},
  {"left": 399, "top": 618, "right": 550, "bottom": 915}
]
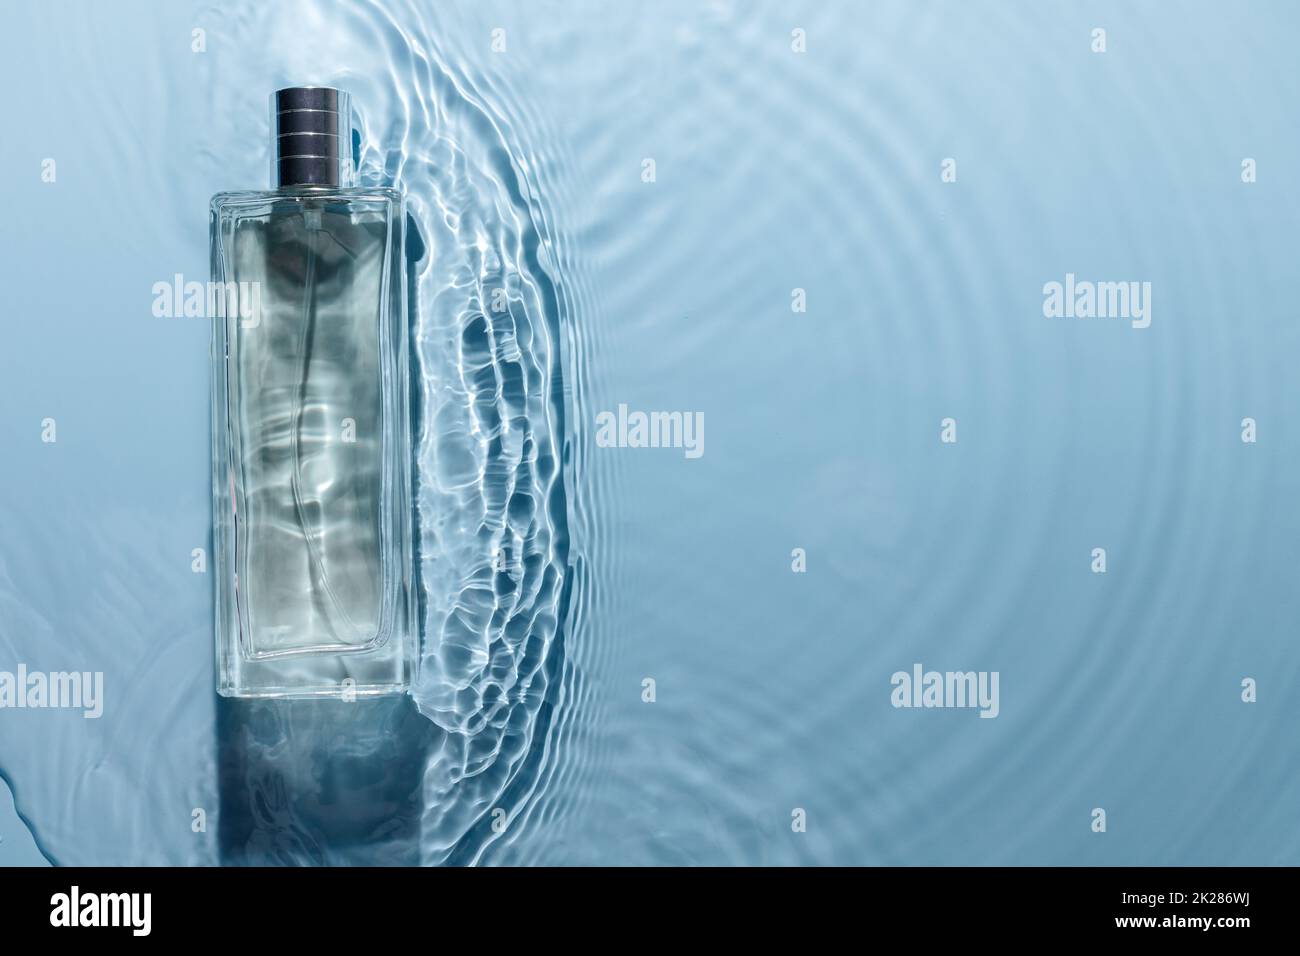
[{"left": 210, "top": 87, "right": 415, "bottom": 698}]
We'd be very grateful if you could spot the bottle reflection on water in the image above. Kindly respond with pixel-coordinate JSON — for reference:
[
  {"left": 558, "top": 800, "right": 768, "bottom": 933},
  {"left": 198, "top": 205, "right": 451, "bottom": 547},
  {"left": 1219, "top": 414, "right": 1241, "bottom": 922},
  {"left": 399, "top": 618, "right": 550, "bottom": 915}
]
[{"left": 210, "top": 87, "right": 415, "bottom": 698}]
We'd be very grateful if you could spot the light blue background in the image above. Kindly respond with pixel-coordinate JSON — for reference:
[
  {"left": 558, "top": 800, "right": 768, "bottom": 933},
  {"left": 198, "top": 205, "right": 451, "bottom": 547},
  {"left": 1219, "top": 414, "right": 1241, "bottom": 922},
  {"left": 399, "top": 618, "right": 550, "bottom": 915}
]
[{"left": 1, "top": 1, "right": 1298, "bottom": 865}]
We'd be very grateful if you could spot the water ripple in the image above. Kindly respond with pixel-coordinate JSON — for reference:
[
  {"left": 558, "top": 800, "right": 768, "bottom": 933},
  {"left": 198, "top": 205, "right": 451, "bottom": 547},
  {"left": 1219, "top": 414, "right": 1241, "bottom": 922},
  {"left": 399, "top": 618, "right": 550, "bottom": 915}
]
[{"left": 197, "top": 0, "right": 589, "bottom": 864}]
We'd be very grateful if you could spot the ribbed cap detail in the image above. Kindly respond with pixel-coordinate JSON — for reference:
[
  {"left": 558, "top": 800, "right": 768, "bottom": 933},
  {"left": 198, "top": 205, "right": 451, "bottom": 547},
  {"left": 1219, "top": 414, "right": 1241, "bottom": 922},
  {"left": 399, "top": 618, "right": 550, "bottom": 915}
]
[{"left": 272, "top": 87, "right": 354, "bottom": 187}]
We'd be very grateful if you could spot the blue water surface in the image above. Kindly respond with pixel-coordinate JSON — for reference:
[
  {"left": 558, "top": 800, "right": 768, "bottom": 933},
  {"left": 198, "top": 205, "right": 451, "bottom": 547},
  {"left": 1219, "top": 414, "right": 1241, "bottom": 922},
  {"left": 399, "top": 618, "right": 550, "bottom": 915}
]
[{"left": 1, "top": 0, "right": 1299, "bottom": 866}]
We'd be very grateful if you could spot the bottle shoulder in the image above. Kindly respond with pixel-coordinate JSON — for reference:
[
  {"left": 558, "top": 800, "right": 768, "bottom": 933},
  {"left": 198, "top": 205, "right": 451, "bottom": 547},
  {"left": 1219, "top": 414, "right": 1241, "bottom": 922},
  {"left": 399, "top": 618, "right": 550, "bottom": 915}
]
[{"left": 210, "top": 186, "right": 404, "bottom": 214}]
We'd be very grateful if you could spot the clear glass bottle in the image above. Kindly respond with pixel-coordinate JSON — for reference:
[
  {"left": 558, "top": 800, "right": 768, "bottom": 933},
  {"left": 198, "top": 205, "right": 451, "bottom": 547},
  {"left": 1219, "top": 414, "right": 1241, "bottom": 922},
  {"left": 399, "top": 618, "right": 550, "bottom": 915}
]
[{"left": 210, "top": 87, "right": 415, "bottom": 698}]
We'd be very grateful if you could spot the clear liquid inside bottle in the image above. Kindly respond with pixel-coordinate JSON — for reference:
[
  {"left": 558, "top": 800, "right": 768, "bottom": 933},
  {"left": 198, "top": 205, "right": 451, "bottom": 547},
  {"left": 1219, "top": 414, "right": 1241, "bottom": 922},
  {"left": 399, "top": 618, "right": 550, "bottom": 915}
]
[
  {"left": 212, "top": 189, "right": 413, "bottom": 697},
  {"left": 234, "top": 200, "right": 389, "bottom": 657}
]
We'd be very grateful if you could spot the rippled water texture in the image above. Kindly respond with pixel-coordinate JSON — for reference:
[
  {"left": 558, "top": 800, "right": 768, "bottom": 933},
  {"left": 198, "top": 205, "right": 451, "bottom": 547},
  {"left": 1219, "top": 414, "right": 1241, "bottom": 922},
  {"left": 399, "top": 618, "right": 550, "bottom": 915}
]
[
  {"left": 3, "top": 1, "right": 1300, "bottom": 866},
  {"left": 0, "top": 0, "right": 587, "bottom": 865},
  {"left": 203, "top": 1, "right": 583, "bottom": 864}
]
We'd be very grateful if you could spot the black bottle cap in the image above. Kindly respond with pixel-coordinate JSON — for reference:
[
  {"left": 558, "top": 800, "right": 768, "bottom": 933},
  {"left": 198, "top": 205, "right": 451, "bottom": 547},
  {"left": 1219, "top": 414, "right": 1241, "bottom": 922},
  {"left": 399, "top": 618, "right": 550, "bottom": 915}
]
[{"left": 273, "top": 87, "right": 354, "bottom": 188}]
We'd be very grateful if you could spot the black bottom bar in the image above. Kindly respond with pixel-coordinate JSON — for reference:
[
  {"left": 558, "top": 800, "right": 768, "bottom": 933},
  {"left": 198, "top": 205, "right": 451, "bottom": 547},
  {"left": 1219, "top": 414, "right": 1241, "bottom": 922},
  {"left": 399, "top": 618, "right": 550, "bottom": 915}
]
[{"left": 0, "top": 866, "right": 1273, "bottom": 940}]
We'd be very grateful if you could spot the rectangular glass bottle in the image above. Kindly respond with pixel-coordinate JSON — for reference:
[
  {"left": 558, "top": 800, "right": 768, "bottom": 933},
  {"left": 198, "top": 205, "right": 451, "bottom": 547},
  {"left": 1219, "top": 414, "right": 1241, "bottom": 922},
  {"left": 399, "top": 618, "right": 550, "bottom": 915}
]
[{"left": 210, "top": 87, "right": 415, "bottom": 698}]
